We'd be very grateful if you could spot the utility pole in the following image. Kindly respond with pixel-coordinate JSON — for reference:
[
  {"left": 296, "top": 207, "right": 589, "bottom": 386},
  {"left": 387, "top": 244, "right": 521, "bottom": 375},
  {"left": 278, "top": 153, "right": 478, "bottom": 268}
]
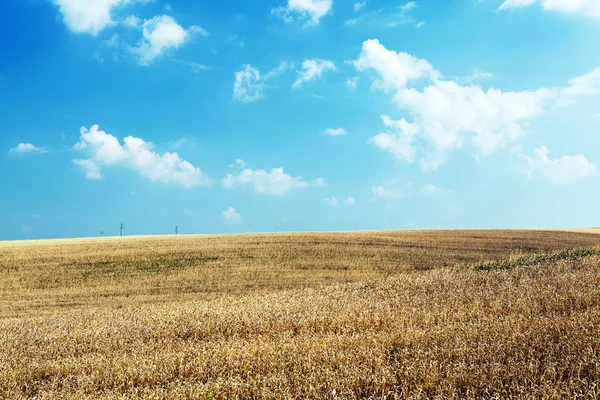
[
  {"left": 120, "top": 222, "right": 125, "bottom": 237},
  {"left": 175, "top": 225, "right": 178, "bottom": 235}
]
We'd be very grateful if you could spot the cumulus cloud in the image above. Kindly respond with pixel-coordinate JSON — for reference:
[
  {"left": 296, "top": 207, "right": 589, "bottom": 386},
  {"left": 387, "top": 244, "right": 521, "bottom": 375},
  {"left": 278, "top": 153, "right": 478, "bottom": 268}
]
[
  {"left": 498, "top": 0, "right": 600, "bottom": 17},
  {"left": 322, "top": 197, "right": 338, "bottom": 206},
  {"left": 52, "top": 0, "right": 131, "bottom": 35},
  {"left": 233, "top": 61, "right": 292, "bottom": 103},
  {"left": 396, "top": 80, "right": 555, "bottom": 158},
  {"left": 353, "top": 39, "right": 438, "bottom": 92},
  {"left": 272, "top": 0, "right": 333, "bottom": 26},
  {"left": 132, "top": 15, "right": 207, "bottom": 65},
  {"left": 293, "top": 59, "right": 336, "bottom": 89},
  {"left": 369, "top": 115, "right": 420, "bottom": 163},
  {"left": 10, "top": 143, "right": 46, "bottom": 155},
  {"left": 222, "top": 165, "right": 323, "bottom": 196},
  {"left": 323, "top": 127, "right": 347, "bottom": 136},
  {"left": 222, "top": 207, "right": 242, "bottom": 223},
  {"left": 354, "top": 39, "right": 600, "bottom": 170},
  {"left": 516, "top": 146, "right": 596, "bottom": 184},
  {"left": 72, "top": 125, "right": 211, "bottom": 188}
]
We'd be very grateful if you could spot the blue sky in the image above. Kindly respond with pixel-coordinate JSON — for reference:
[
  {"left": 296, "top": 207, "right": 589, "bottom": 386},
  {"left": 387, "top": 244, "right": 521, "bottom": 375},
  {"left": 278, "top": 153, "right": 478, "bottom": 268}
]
[{"left": 1, "top": 0, "right": 600, "bottom": 240}]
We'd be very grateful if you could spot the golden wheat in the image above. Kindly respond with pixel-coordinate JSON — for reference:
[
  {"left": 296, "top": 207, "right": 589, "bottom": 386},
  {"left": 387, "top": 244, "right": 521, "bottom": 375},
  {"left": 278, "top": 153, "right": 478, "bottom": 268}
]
[{"left": 1, "top": 230, "right": 599, "bottom": 399}]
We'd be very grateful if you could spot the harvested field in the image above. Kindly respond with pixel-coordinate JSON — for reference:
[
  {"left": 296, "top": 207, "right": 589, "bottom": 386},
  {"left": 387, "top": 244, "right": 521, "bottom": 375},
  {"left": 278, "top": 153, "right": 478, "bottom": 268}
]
[{"left": 1, "top": 230, "right": 599, "bottom": 398}]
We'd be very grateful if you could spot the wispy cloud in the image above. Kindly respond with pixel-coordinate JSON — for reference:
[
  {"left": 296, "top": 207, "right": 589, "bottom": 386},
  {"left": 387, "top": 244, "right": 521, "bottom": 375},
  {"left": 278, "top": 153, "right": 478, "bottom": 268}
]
[
  {"left": 293, "top": 59, "right": 336, "bottom": 89},
  {"left": 233, "top": 61, "right": 292, "bottom": 103},
  {"left": 498, "top": 0, "right": 600, "bottom": 17},
  {"left": 346, "top": 1, "right": 422, "bottom": 28}
]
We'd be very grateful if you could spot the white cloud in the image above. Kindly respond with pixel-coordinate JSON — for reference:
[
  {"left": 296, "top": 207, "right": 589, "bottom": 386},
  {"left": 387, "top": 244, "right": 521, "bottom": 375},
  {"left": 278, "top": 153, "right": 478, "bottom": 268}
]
[
  {"left": 420, "top": 183, "right": 450, "bottom": 195},
  {"left": 222, "top": 166, "right": 322, "bottom": 196},
  {"left": 397, "top": 80, "right": 555, "bottom": 158},
  {"left": 233, "top": 65, "right": 263, "bottom": 103},
  {"left": 272, "top": 0, "right": 333, "bottom": 26},
  {"left": 176, "top": 61, "right": 212, "bottom": 73},
  {"left": 265, "top": 61, "right": 293, "bottom": 80},
  {"left": 498, "top": 0, "right": 537, "bottom": 10},
  {"left": 229, "top": 159, "right": 248, "bottom": 169},
  {"left": 402, "top": 1, "right": 416, "bottom": 12},
  {"left": 354, "top": 39, "right": 576, "bottom": 170},
  {"left": 226, "top": 34, "right": 246, "bottom": 48},
  {"left": 293, "top": 59, "right": 336, "bottom": 89},
  {"left": 104, "top": 33, "right": 120, "bottom": 47},
  {"left": 516, "top": 146, "right": 596, "bottom": 184},
  {"left": 323, "top": 127, "right": 347, "bottom": 136},
  {"left": 10, "top": 143, "right": 46, "bottom": 155},
  {"left": 314, "top": 177, "right": 327, "bottom": 187},
  {"left": 72, "top": 159, "right": 102, "bottom": 179},
  {"left": 73, "top": 125, "right": 211, "bottom": 188},
  {"left": 354, "top": 1, "right": 366, "bottom": 12},
  {"left": 498, "top": 0, "right": 600, "bottom": 16},
  {"left": 346, "top": 77, "right": 359, "bottom": 89},
  {"left": 415, "top": 21, "right": 425, "bottom": 28},
  {"left": 387, "top": 1, "right": 417, "bottom": 26},
  {"left": 169, "top": 138, "right": 188, "bottom": 148},
  {"left": 466, "top": 68, "right": 495, "bottom": 82},
  {"left": 345, "top": 2, "right": 421, "bottom": 27},
  {"left": 123, "top": 15, "right": 141, "bottom": 28},
  {"left": 557, "top": 67, "right": 600, "bottom": 106},
  {"left": 189, "top": 25, "right": 209, "bottom": 37},
  {"left": 223, "top": 207, "right": 242, "bottom": 223},
  {"left": 233, "top": 62, "right": 292, "bottom": 103},
  {"left": 132, "top": 15, "right": 206, "bottom": 66},
  {"left": 372, "top": 183, "right": 407, "bottom": 200},
  {"left": 369, "top": 115, "right": 420, "bottom": 163},
  {"left": 353, "top": 39, "right": 439, "bottom": 92},
  {"left": 52, "top": 0, "right": 130, "bottom": 35},
  {"left": 322, "top": 197, "right": 338, "bottom": 206},
  {"left": 344, "top": 196, "right": 356, "bottom": 205}
]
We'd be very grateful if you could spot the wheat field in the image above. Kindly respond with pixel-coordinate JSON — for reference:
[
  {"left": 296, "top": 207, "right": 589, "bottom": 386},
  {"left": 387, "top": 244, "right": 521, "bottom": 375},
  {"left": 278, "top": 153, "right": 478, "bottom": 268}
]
[{"left": 1, "top": 230, "right": 600, "bottom": 399}]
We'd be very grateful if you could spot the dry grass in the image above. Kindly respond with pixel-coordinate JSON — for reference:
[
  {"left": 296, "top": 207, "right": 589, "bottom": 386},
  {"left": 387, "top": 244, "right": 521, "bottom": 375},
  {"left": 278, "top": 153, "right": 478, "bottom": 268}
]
[{"left": 1, "top": 230, "right": 599, "bottom": 398}]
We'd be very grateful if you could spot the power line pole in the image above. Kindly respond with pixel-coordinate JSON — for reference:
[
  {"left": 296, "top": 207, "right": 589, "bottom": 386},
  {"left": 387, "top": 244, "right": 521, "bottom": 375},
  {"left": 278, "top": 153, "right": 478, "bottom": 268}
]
[
  {"left": 120, "top": 222, "right": 125, "bottom": 237},
  {"left": 175, "top": 225, "right": 178, "bottom": 235}
]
